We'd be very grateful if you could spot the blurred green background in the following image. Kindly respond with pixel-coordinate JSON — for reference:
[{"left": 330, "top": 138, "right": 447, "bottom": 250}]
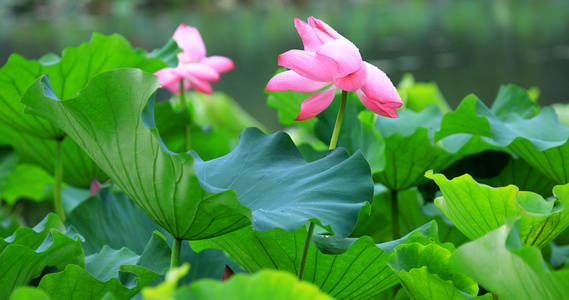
[{"left": 1, "top": 0, "right": 568, "bottom": 130}]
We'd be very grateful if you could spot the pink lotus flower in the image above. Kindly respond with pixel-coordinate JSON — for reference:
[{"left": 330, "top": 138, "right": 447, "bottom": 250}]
[
  {"left": 266, "top": 17, "right": 402, "bottom": 120},
  {"left": 154, "top": 24, "right": 234, "bottom": 95}
]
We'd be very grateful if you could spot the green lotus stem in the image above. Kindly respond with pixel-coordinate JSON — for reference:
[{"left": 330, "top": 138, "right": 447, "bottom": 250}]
[
  {"left": 329, "top": 90, "right": 348, "bottom": 150},
  {"left": 298, "top": 90, "right": 348, "bottom": 281},
  {"left": 54, "top": 138, "right": 65, "bottom": 222},
  {"left": 392, "top": 189, "right": 399, "bottom": 239},
  {"left": 179, "top": 81, "right": 191, "bottom": 150},
  {"left": 297, "top": 221, "right": 316, "bottom": 280},
  {"left": 171, "top": 237, "right": 182, "bottom": 269},
  {"left": 492, "top": 293, "right": 499, "bottom": 300}
]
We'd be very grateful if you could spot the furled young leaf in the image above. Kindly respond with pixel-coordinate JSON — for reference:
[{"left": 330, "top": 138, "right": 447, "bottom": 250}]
[
  {"left": 0, "top": 33, "right": 166, "bottom": 139},
  {"left": 387, "top": 242, "right": 490, "bottom": 300},
  {"left": 397, "top": 73, "right": 451, "bottom": 113},
  {"left": 0, "top": 214, "right": 84, "bottom": 298},
  {"left": 143, "top": 265, "right": 334, "bottom": 300},
  {"left": 426, "top": 171, "right": 569, "bottom": 247},
  {"left": 148, "top": 37, "right": 180, "bottom": 68},
  {"left": 22, "top": 68, "right": 372, "bottom": 240},
  {"left": 192, "top": 222, "right": 439, "bottom": 300},
  {"left": 436, "top": 86, "right": 569, "bottom": 184},
  {"left": 452, "top": 218, "right": 569, "bottom": 300},
  {"left": 38, "top": 231, "right": 168, "bottom": 299}
]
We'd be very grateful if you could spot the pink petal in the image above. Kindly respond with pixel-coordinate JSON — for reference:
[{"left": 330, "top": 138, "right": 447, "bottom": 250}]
[
  {"left": 187, "top": 77, "right": 213, "bottom": 95},
  {"left": 308, "top": 17, "right": 344, "bottom": 40},
  {"left": 360, "top": 62, "right": 403, "bottom": 107},
  {"left": 357, "top": 89, "right": 400, "bottom": 118},
  {"left": 333, "top": 63, "right": 367, "bottom": 92},
  {"left": 278, "top": 50, "right": 335, "bottom": 82},
  {"left": 154, "top": 68, "right": 181, "bottom": 87},
  {"left": 266, "top": 70, "right": 330, "bottom": 93},
  {"left": 201, "top": 56, "right": 234, "bottom": 74},
  {"left": 294, "top": 17, "right": 322, "bottom": 52},
  {"left": 295, "top": 86, "right": 337, "bottom": 121},
  {"left": 317, "top": 39, "right": 363, "bottom": 76},
  {"left": 174, "top": 63, "right": 219, "bottom": 82},
  {"left": 173, "top": 24, "right": 206, "bottom": 62}
]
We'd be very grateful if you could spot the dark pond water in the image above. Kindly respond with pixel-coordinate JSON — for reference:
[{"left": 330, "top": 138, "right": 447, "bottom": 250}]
[{"left": 2, "top": 0, "right": 568, "bottom": 130}]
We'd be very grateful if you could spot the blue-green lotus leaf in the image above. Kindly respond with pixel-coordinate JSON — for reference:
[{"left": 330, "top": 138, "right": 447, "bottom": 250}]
[{"left": 436, "top": 85, "right": 569, "bottom": 184}]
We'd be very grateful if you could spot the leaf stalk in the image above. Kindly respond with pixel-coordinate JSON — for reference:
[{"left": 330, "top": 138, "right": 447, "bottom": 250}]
[{"left": 298, "top": 90, "right": 348, "bottom": 280}]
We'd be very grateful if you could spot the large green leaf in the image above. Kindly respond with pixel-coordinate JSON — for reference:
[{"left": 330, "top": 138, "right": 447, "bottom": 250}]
[
  {"left": 0, "top": 120, "right": 107, "bottom": 188},
  {"left": 0, "top": 214, "right": 84, "bottom": 299},
  {"left": 451, "top": 218, "right": 569, "bottom": 300},
  {"left": 0, "top": 147, "right": 18, "bottom": 199},
  {"left": 1, "top": 163, "right": 54, "bottom": 204},
  {"left": 38, "top": 232, "right": 168, "bottom": 299},
  {"left": 387, "top": 242, "right": 490, "bottom": 300},
  {"left": 0, "top": 33, "right": 165, "bottom": 139},
  {"left": 398, "top": 188, "right": 469, "bottom": 247},
  {"left": 192, "top": 222, "right": 439, "bottom": 300},
  {"left": 426, "top": 171, "right": 569, "bottom": 247},
  {"left": 143, "top": 265, "right": 334, "bottom": 300},
  {"left": 22, "top": 68, "right": 372, "bottom": 240},
  {"left": 436, "top": 86, "right": 569, "bottom": 184},
  {"left": 21, "top": 69, "right": 248, "bottom": 240}
]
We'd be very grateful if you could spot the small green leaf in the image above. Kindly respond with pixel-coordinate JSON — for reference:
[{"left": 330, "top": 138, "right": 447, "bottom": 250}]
[
  {"left": 38, "top": 231, "right": 169, "bottom": 299},
  {"left": 143, "top": 266, "right": 334, "bottom": 300},
  {"left": 387, "top": 243, "right": 486, "bottom": 300},
  {"left": 0, "top": 214, "right": 84, "bottom": 298},
  {"left": 65, "top": 185, "right": 231, "bottom": 287},
  {"left": 180, "top": 269, "right": 335, "bottom": 300},
  {"left": 397, "top": 73, "right": 451, "bottom": 113},
  {"left": 9, "top": 287, "right": 51, "bottom": 300}
]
